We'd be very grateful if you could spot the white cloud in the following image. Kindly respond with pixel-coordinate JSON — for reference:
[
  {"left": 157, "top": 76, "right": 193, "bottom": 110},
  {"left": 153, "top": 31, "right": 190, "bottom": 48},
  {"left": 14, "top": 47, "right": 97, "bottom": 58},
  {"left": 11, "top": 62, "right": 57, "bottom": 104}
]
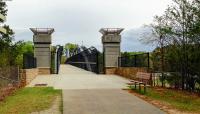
[
  {"left": 121, "top": 27, "right": 155, "bottom": 52},
  {"left": 5, "top": 0, "right": 171, "bottom": 52}
]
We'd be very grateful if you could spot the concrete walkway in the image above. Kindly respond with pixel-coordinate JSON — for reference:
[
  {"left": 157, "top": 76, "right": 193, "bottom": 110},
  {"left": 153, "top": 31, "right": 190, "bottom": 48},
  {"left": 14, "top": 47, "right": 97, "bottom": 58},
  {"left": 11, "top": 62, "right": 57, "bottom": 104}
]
[
  {"left": 28, "top": 65, "right": 129, "bottom": 89},
  {"left": 28, "top": 65, "right": 165, "bottom": 114}
]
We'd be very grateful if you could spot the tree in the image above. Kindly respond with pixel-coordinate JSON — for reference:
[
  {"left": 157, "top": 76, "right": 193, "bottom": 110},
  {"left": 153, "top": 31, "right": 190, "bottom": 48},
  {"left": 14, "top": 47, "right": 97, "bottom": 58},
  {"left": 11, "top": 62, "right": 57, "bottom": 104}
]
[
  {"left": 14, "top": 41, "right": 34, "bottom": 67},
  {"left": 0, "top": 0, "right": 15, "bottom": 67},
  {"left": 141, "top": 14, "right": 172, "bottom": 87},
  {"left": 0, "top": 0, "right": 14, "bottom": 47},
  {"left": 141, "top": 0, "right": 200, "bottom": 91},
  {"left": 64, "top": 43, "right": 78, "bottom": 57},
  {"left": 0, "top": 0, "right": 28, "bottom": 68},
  {"left": 0, "top": 0, "right": 7, "bottom": 16},
  {"left": 166, "top": 0, "right": 200, "bottom": 90}
]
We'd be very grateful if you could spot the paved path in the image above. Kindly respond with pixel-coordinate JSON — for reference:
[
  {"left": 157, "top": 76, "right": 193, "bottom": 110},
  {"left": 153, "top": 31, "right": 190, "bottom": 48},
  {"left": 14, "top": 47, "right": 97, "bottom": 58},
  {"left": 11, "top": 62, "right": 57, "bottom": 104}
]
[
  {"left": 28, "top": 65, "right": 129, "bottom": 89},
  {"left": 28, "top": 65, "right": 165, "bottom": 114}
]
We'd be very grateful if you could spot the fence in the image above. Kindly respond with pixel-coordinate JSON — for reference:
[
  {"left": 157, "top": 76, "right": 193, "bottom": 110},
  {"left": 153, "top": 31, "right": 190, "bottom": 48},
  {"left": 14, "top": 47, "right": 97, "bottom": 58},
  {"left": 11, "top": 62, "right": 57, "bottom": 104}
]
[
  {"left": 152, "top": 72, "right": 181, "bottom": 88},
  {"left": 151, "top": 71, "right": 200, "bottom": 92},
  {"left": 0, "top": 66, "right": 20, "bottom": 101},
  {"left": 119, "top": 53, "right": 150, "bottom": 68},
  {"left": 23, "top": 53, "right": 37, "bottom": 69}
]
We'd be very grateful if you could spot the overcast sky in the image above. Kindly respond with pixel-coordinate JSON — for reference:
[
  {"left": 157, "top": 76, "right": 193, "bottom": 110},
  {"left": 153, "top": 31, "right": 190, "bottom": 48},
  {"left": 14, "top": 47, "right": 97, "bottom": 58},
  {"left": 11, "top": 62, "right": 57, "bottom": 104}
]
[{"left": 6, "top": 0, "right": 171, "bottom": 52}]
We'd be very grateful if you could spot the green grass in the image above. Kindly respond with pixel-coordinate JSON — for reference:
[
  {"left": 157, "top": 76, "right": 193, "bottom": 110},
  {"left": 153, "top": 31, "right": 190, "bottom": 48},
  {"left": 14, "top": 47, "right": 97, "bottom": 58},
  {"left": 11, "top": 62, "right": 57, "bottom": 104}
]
[
  {"left": 59, "top": 91, "right": 63, "bottom": 114},
  {"left": 0, "top": 87, "right": 62, "bottom": 114},
  {"left": 130, "top": 86, "right": 200, "bottom": 113}
]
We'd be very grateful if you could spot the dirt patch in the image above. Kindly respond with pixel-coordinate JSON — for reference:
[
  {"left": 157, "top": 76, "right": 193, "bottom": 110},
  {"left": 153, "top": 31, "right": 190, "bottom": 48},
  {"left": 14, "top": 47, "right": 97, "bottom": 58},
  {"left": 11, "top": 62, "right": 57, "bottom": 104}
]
[{"left": 126, "top": 89, "right": 198, "bottom": 114}]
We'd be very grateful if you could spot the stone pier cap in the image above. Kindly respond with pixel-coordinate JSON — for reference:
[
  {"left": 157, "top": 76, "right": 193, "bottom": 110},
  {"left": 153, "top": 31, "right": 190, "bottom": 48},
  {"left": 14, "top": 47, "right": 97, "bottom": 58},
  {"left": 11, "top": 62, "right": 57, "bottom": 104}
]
[
  {"left": 30, "top": 28, "right": 54, "bottom": 35},
  {"left": 99, "top": 28, "right": 124, "bottom": 35}
]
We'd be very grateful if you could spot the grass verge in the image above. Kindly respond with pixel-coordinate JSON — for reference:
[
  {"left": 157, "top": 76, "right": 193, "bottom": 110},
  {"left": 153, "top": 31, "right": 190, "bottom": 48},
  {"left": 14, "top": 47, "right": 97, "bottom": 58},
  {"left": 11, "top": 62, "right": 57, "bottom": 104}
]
[
  {"left": 130, "top": 86, "right": 200, "bottom": 113},
  {"left": 59, "top": 91, "right": 63, "bottom": 114},
  {"left": 0, "top": 87, "right": 62, "bottom": 114}
]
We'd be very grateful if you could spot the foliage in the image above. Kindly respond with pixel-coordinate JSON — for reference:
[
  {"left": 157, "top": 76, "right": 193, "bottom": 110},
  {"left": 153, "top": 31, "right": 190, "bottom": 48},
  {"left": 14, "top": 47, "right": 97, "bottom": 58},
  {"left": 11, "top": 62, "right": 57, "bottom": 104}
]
[
  {"left": 0, "top": 1, "right": 14, "bottom": 67},
  {"left": 15, "top": 41, "right": 34, "bottom": 67},
  {"left": 0, "top": 0, "right": 7, "bottom": 16},
  {"left": 61, "top": 56, "right": 66, "bottom": 64},
  {"left": 0, "top": 1, "right": 33, "bottom": 68},
  {"left": 21, "top": 41, "right": 34, "bottom": 54},
  {"left": 64, "top": 43, "right": 78, "bottom": 57},
  {"left": 51, "top": 52, "right": 55, "bottom": 74},
  {"left": 65, "top": 43, "right": 78, "bottom": 50},
  {"left": 141, "top": 0, "right": 200, "bottom": 91},
  {"left": 0, "top": 40, "right": 34, "bottom": 68},
  {"left": 121, "top": 51, "right": 146, "bottom": 56},
  {"left": 51, "top": 46, "right": 57, "bottom": 53},
  {"left": 0, "top": 87, "right": 62, "bottom": 114}
]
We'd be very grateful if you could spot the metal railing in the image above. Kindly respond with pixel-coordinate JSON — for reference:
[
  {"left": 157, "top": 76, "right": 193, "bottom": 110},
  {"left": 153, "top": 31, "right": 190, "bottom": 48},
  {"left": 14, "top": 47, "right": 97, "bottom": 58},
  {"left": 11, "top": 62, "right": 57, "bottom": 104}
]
[
  {"left": 0, "top": 66, "right": 20, "bottom": 88},
  {"left": 119, "top": 53, "right": 150, "bottom": 68},
  {"left": 23, "top": 53, "right": 37, "bottom": 69},
  {"left": 66, "top": 46, "right": 103, "bottom": 74}
]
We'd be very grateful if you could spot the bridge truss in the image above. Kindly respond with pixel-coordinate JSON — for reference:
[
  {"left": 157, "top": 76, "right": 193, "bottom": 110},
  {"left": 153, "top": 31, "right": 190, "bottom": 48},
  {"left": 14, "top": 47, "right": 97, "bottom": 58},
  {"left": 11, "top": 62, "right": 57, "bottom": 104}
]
[{"left": 65, "top": 46, "right": 104, "bottom": 74}]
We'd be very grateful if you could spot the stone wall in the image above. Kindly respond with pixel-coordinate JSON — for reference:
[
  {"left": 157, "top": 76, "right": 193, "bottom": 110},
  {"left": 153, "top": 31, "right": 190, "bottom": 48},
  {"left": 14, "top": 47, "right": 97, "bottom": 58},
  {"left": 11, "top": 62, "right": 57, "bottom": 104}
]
[
  {"left": 20, "top": 68, "right": 38, "bottom": 86},
  {"left": 115, "top": 67, "right": 149, "bottom": 79},
  {"left": 105, "top": 67, "right": 149, "bottom": 79}
]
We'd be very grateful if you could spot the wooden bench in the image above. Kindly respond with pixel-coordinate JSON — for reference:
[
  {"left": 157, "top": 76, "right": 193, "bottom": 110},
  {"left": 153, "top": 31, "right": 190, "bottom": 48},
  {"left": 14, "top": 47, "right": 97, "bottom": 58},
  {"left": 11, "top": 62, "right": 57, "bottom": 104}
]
[{"left": 127, "top": 72, "right": 152, "bottom": 93}]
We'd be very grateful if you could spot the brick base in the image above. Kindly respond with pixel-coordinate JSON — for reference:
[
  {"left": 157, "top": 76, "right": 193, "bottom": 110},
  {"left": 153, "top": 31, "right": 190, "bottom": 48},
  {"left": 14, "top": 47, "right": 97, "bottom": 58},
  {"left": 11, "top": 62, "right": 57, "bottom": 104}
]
[
  {"left": 105, "top": 67, "right": 117, "bottom": 75},
  {"left": 38, "top": 68, "right": 51, "bottom": 75},
  {"left": 115, "top": 67, "right": 149, "bottom": 79},
  {"left": 20, "top": 68, "right": 38, "bottom": 86},
  {"left": 104, "top": 67, "right": 149, "bottom": 79}
]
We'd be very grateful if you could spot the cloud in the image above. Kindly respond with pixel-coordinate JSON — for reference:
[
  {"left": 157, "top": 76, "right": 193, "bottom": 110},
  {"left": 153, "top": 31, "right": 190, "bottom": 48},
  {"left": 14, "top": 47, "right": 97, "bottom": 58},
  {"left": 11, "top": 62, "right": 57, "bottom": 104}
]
[
  {"left": 12, "top": 28, "right": 32, "bottom": 42},
  {"left": 121, "top": 27, "right": 155, "bottom": 52},
  {"left": 5, "top": 0, "right": 170, "bottom": 52}
]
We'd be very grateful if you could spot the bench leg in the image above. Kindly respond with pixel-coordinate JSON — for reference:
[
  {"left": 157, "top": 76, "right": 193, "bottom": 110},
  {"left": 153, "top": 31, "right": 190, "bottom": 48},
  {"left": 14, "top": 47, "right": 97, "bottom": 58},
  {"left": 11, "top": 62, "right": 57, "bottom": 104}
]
[
  {"left": 139, "top": 83, "right": 141, "bottom": 92},
  {"left": 144, "top": 84, "right": 146, "bottom": 94},
  {"left": 135, "top": 83, "right": 137, "bottom": 89}
]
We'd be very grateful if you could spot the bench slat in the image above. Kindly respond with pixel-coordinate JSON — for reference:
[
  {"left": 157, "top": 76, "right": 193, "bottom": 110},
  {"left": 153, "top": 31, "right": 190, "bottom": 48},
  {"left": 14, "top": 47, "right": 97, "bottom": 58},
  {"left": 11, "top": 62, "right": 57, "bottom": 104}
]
[{"left": 136, "top": 72, "right": 151, "bottom": 80}]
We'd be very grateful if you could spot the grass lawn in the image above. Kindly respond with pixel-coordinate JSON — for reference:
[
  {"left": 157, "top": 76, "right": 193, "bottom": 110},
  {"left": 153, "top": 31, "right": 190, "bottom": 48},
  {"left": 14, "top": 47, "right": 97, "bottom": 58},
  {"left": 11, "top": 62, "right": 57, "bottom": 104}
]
[
  {"left": 130, "top": 86, "right": 200, "bottom": 113},
  {"left": 0, "top": 87, "right": 62, "bottom": 114}
]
